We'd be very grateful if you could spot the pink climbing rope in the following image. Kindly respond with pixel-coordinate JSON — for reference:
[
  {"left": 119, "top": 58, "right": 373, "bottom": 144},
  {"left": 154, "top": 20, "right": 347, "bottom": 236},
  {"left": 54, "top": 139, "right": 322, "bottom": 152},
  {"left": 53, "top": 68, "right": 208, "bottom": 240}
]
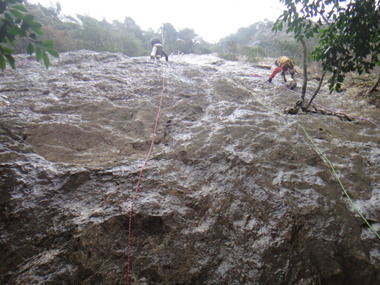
[{"left": 126, "top": 65, "right": 166, "bottom": 285}]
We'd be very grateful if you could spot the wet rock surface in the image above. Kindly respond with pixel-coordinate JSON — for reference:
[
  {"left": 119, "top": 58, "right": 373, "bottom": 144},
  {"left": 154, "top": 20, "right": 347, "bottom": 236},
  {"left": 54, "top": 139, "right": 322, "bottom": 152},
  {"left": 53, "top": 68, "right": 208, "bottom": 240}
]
[{"left": 0, "top": 50, "right": 379, "bottom": 284}]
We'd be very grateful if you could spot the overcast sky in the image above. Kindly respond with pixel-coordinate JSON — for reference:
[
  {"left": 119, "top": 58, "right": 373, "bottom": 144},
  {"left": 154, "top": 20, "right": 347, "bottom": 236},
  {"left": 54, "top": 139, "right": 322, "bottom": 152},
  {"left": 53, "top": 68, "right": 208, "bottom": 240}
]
[{"left": 29, "top": 0, "right": 285, "bottom": 43}]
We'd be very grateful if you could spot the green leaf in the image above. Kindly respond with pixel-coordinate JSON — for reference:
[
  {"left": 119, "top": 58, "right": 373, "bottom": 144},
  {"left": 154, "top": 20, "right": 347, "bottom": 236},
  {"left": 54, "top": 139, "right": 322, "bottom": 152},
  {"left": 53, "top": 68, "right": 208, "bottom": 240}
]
[
  {"left": 35, "top": 47, "right": 42, "bottom": 61},
  {"left": 0, "top": 24, "right": 7, "bottom": 42},
  {"left": 0, "top": 54, "right": 5, "bottom": 70},
  {"left": 12, "top": 4, "right": 28, "bottom": 13},
  {"left": 42, "top": 51, "right": 50, "bottom": 68},
  {"left": 30, "top": 23, "right": 43, "bottom": 35},
  {"left": 10, "top": 8, "right": 24, "bottom": 19},
  {"left": 0, "top": 1, "right": 60, "bottom": 70},
  {"left": 47, "top": 48, "right": 59, "bottom": 58},
  {"left": 5, "top": 54, "right": 15, "bottom": 69},
  {"left": 42, "top": 40, "right": 59, "bottom": 58},
  {"left": 4, "top": 13, "right": 14, "bottom": 23},
  {"left": 23, "top": 14, "right": 35, "bottom": 24},
  {"left": 2, "top": 46, "right": 13, "bottom": 55},
  {"left": 27, "top": 43, "right": 34, "bottom": 54},
  {"left": 42, "top": 40, "right": 54, "bottom": 49}
]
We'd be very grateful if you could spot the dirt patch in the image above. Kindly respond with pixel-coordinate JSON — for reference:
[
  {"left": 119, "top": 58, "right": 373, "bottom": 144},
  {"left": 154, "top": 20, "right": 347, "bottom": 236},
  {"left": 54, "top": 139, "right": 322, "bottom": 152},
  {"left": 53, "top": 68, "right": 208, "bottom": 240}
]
[{"left": 343, "top": 69, "right": 380, "bottom": 108}]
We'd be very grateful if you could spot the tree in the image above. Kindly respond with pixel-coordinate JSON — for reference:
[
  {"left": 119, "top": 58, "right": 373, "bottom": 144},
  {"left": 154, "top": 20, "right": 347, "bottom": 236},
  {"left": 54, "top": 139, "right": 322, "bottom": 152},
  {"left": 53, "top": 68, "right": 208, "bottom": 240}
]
[
  {"left": 217, "top": 20, "right": 317, "bottom": 64},
  {"left": 7, "top": 2, "right": 214, "bottom": 59},
  {"left": 224, "top": 39, "right": 239, "bottom": 61},
  {"left": 123, "top": 16, "right": 144, "bottom": 42},
  {"left": 194, "top": 39, "right": 214, "bottom": 55},
  {"left": 273, "top": 0, "right": 380, "bottom": 111},
  {"left": 159, "top": 23, "right": 178, "bottom": 52},
  {"left": 20, "top": 2, "right": 82, "bottom": 52},
  {"left": 178, "top": 28, "right": 199, "bottom": 54},
  {"left": 239, "top": 45, "right": 266, "bottom": 63},
  {"left": 0, "top": 0, "right": 58, "bottom": 69},
  {"left": 312, "top": 0, "right": 380, "bottom": 93}
]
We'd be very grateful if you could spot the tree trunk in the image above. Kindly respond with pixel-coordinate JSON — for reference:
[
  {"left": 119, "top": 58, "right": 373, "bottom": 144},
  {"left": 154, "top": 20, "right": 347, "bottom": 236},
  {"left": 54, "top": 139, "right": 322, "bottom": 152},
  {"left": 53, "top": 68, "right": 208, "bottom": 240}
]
[
  {"left": 367, "top": 70, "right": 380, "bottom": 94},
  {"left": 305, "top": 71, "right": 326, "bottom": 111},
  {"left": 300, "top": 39, "right": 308, "bottom": 109}
]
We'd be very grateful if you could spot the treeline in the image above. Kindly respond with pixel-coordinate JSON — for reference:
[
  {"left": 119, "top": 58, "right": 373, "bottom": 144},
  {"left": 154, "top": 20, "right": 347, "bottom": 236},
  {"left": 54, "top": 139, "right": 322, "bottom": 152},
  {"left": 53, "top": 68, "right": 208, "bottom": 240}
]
[
  {"left": 216, "top": 20, "right": 319, "bottom": 65},
  {"left": 14, "top": 2, "right": 214, "bottom": 56},
  {"left": 15, "top": 2, "right": 312, "bottom": 62}
]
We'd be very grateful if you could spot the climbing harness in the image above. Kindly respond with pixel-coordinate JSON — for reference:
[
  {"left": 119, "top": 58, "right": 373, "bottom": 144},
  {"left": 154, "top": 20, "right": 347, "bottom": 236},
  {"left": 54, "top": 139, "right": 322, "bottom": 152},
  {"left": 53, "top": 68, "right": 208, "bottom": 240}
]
[
  {"left": 234, "top": 75, "right": 380, "bottom": 240},
  {"left": 126, "top": 61, "right": 167, "bottom": 285}
]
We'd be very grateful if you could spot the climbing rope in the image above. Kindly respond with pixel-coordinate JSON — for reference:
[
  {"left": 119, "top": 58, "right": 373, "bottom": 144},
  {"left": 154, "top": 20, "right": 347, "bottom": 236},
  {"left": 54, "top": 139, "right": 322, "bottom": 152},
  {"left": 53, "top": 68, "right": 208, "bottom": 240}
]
[
  {"left": 124, "top": 63, "right": 378, "bottom": 284},
  {"left": 297, "top": 122, "right": 380, "bottom": 239},
  {"left": 233, "top": 75, "right": 380, "bottom": 240},
  {"left": 126, "top": 61, "right": 167, "bottom": 285}
]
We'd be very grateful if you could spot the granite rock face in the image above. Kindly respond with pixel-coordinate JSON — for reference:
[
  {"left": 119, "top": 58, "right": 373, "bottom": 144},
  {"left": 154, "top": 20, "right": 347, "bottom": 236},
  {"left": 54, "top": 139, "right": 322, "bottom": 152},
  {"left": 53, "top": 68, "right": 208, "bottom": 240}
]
[{"left": 0, "top": 51, "right": 379, "bottom": 284}]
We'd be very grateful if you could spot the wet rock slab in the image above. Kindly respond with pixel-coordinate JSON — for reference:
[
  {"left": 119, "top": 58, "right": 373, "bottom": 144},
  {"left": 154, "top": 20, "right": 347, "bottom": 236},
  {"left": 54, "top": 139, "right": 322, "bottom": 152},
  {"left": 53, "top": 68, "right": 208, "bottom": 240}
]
[{"left": 0, "top": 51, "right": 379, "bottom": 284}]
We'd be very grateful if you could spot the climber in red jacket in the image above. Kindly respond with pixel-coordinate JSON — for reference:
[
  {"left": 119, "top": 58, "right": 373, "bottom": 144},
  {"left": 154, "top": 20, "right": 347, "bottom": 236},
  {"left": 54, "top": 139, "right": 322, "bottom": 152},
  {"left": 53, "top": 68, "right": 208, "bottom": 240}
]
[{"left": 268, "top": 56, "right": 296, "bottom": 83}]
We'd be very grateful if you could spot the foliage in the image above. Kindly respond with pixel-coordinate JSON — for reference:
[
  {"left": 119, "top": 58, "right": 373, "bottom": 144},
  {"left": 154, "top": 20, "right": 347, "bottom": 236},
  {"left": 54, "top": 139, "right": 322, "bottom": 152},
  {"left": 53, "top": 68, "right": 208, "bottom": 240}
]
[
  {"left": 0, "top": 0, "right": 58, "bottom": 69},
  {"left": 159, "top": 23, "right": 205, "bottom": 55},
  {"left": 273, "top": 0, "right": 380, "bottom": 92},
  {"left": 312, "top": 0, "right": 380, "bottom": 91},
  {"left": 13, "top": 2, "right": 211, "bottom": 58},
  {"left": 194, "top": 39, "right": 214, "bottom": 55},
  {"left": 218, "top": 39, "right": 238, "bottom": 61},
  {"left": 217, "top": 20, "right": 319, "bottom": 63},
  {"left": 177, "top": 28, "right": 200, "bottom": 54},
  {"left": 20, "top": 3, "right": 82, "bottom": 52},
  {"left": 160, "top": 23, "right": 178, "bottom": 53},
  {"left": 74, "top": 16, "right": 144, "bottom": 56},
  {"left": 239, "top": 46, "right": 266, "bottom": 63}
]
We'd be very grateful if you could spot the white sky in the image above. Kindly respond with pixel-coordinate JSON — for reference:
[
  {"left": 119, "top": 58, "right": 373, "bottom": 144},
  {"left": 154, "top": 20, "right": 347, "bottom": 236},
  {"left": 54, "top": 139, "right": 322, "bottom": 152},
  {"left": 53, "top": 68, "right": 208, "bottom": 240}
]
[{"left": 29, "top": 0, "right": 285, "bottom": 43}]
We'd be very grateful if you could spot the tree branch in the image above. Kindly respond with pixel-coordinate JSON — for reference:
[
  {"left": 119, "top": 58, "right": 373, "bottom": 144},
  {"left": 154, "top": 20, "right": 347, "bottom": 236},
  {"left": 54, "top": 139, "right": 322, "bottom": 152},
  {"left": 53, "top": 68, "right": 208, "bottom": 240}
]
[
  {"left": 367, "top": 70, "right": 380, "bottom": 94},
  {"left": 305, "top": 71, "right": 327, "bottom": 111},
  {"left": 320, "top": 12, "right": 330, "bottom": 25},
  {"left": 300, "top": 38, "right": 308, "bottom": 108}
]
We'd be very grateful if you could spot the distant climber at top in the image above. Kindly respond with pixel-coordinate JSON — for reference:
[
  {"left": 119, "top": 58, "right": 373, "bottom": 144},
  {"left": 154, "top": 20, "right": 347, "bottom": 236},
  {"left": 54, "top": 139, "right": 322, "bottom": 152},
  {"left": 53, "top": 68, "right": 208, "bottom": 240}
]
[
  {"left": 150, "top": 38, "right": 169, "bottom": 62},
  {"left": 268, "top": 56, "right": 295, "bottom": 83}
]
